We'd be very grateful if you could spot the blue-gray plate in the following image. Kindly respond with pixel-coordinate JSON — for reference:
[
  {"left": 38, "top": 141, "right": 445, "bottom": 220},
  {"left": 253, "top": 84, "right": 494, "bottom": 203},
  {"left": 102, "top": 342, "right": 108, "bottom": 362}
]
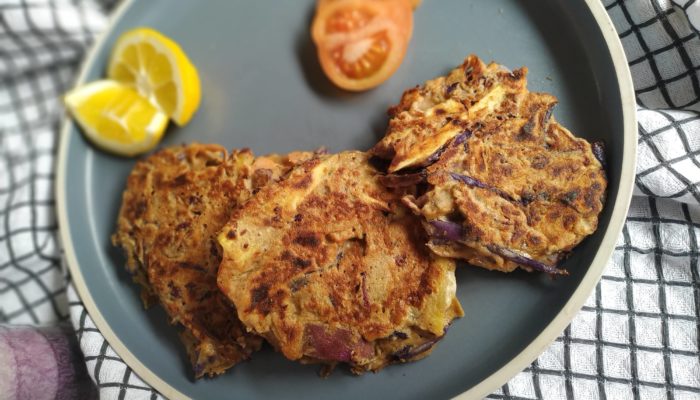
[{"left": 57, "top": 0, "right": 636, "bottom": 398}]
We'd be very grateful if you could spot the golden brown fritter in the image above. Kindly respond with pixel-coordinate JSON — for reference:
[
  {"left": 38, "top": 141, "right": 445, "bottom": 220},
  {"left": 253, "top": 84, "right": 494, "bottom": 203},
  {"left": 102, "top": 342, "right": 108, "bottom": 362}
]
[
  {"left": 372, "top": 55, "right": 607, "bottom": 274},
  {"left": 217, "top": 151, "right": 463, "bottom": 374},
  {"left": 112, "top": 143, "right": 315, "bottom": 378},
  {"left": 371, "top": 54, "right": 556, "bottom": 173},
  {"left": 405, "top": 114, "right": 607, "bottom": 274}
]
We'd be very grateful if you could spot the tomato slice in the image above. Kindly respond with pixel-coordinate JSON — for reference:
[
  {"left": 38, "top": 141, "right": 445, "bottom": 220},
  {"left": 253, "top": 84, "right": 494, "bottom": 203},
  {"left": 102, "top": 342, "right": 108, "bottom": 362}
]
[{"left": 311, "top": 0, "right": 413, "bottom": 91}]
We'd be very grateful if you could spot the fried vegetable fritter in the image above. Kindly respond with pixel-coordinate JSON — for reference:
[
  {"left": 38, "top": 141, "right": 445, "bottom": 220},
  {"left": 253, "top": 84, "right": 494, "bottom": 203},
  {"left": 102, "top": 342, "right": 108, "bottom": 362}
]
[
  {"left": 112, "top": 143, "right": 314, "bottom": 377},
  {"left": 217, "top": 151, "right": 463, "bottom": 373},
  {"left": 371, "top": 54, "right": 555, "bottom": 173},
  {"left": 373, "top": 55, "right": 607, "bottom": 274},
  {"left": 405, "top": 115, "right": 607, "bottom": 274}
]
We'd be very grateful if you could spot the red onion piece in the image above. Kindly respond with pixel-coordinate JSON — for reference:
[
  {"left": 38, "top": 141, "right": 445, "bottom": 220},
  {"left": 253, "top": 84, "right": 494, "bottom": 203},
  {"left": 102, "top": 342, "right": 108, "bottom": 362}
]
[
  {"left": 453, "top": 130, "right": 472, "bottom": 145},
  {"left": 305, "top": 325, "right": 373, "bottom": 363},
  {"left": 487, "top": 245, "right": 568, "bottom": 275},
  {"left": 592, "top": 141, "right": 606, "bottom": 168},
  {"left": 424, "top": 131, "right": 472, "bottom": 166},
  {"left": 425, "top": 147, "right": 446, "bottom": 165},
  {"left": 450, "top": 173, "right": 516, "bottom": 202},
  {"left": 450, "top": 172, "right": 489, "bottom": 189},
  {"left": 391, "top": 336, "right": 442, "bottom": 361},
  {"left": 429, "top": 220, "right": 464, "bottom": 241}
]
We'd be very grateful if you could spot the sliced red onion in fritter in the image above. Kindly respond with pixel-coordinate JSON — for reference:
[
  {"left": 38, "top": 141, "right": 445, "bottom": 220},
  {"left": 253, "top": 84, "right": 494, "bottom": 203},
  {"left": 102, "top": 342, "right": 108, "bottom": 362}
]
[
  {"left": 592, "top": 141, "right": 606, "bottom": 168},
  {"left": 423, "top": 130, "right": 472, "bottom": 166},
  {"left": 487, "top": 245, "right": 568, "bottom": 275},
  {"left": 429, "top": 219, "right": 464, "bottom": 241},
  {"left": 305, "top": 325, "right": 374, "bottom": 363},
  {"left": 450, "top": 172, "right": 487, "bottom": 189},
  {"left": 425, "top": 147, "right": 446, "bottom": 165},
  {"left": 390, "top": 335, "right": 443, "bottom": 362},
  {"left": 445, "top": 82, "right": 459, "bottom": 96},
  {"left": 392, "top": 331, "right": 409, "bottom": 340},
  {"left": 378, "top": 170, "right": 426, "bottom": 187},
  {"left": 449, "top": 173, "right": 517, "bottom": 202},
  {"left": 453, "top": 130, "right": 472, "bottom": 145}
]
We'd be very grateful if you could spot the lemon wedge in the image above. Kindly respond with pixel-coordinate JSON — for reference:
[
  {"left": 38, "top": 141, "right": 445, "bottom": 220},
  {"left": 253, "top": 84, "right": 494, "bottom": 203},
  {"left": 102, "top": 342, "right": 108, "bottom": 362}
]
[
  {"left": 107, "top": 27, "right": 201, "bottom": 126},
  {"left": 64, "top": 80, "right": 169, "bottom": 157}
]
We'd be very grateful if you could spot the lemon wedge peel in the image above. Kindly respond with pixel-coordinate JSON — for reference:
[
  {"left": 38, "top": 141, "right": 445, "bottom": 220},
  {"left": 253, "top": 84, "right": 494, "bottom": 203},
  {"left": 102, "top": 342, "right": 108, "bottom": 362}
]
[
  {"left": 107, "top": 27, "right": 201, "bottom": 126},
  {"left": 64, "top": 80, "right": 169, "bottom": 157}
]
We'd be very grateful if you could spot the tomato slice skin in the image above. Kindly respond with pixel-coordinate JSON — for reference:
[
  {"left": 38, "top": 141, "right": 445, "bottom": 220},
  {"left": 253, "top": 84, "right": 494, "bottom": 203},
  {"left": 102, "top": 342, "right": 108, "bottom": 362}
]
[{"left": 311, "top": 0, "right": 413, "bottom": 91}]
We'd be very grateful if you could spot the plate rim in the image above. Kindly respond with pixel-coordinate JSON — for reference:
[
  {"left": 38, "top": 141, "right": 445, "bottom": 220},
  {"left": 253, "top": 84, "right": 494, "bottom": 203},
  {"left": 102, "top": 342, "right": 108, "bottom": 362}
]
[{"left": 56, "top": 1, "right": 637, "bottom": 399}]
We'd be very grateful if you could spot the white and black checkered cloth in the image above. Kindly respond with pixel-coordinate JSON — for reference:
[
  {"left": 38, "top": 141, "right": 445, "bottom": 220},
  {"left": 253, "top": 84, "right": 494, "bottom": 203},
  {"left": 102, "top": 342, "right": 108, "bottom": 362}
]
[{"left": 0, "top": 0, "right": 698, "bottom": 399}]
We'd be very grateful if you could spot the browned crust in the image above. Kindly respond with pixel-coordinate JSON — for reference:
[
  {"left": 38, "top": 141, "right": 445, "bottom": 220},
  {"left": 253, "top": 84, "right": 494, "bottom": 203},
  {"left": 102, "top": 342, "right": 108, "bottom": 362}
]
[
  {"left": 217, "top": 151, "right": 463, "bottom": 373},
  {"left": 112, "top": 143, "right": 316, "bottom": 378},
  {"left": 371, "top": 54, "right": 540, "bottom": 172},
  {"left": 372, "top": 54, "right": 607, "bottom": 273},
  {"left": 418, "top": 108, "right": 607, "bottom": 273}
]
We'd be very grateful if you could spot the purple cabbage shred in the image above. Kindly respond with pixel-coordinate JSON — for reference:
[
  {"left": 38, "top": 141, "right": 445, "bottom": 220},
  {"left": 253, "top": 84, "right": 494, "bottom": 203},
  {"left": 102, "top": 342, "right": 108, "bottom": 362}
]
[
  {"left": 592, "top": 141, "right": 606, "bottom": 168},
  {"left": 429, "top": 219, "right": 464, "bottom": 241},
  {"left": 449, "top": 173, "right": 517, "bottom": 202},
  {"left": 488, "top": 245, "right": 568, "bottom": 275}
]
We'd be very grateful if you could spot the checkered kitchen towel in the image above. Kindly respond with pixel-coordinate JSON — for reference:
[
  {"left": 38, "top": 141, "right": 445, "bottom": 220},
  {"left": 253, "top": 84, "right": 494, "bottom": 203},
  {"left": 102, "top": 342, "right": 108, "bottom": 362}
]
[{"left": 0, "top": 0, "right": 698, "bottom": 399}]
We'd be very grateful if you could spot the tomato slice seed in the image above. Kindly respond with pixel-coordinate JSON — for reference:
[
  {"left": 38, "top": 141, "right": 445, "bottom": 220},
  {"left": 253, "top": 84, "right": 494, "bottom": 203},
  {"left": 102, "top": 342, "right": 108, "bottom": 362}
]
[
  {"left": 326, "top": 8, "right": 374, "bottom": 33},
  {"left": 332, "top": 32, "right": 390, "bottom": 79}
]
